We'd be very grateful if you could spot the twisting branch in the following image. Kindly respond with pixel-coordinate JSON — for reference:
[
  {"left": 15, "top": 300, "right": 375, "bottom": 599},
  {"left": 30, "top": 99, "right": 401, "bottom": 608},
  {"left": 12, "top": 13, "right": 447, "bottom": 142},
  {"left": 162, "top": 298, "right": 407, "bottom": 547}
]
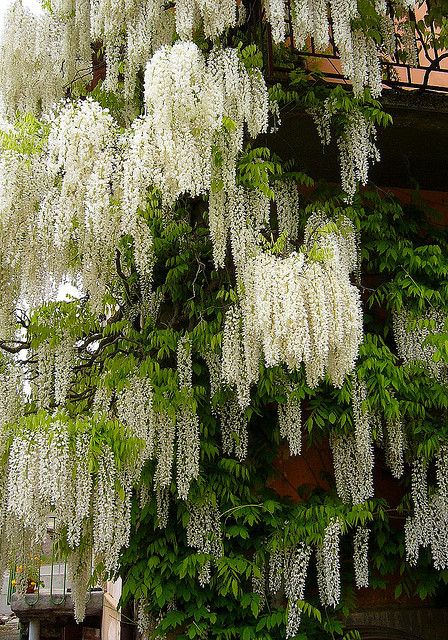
[
  {"left": 15, "top": 308, "right": 30, "bottom": 328},
  {"left": 0, "top": 339, "right": 30, "bottom": 354},
  {"left": 115, "top": 249, "right": 133, "bottom": 303}
]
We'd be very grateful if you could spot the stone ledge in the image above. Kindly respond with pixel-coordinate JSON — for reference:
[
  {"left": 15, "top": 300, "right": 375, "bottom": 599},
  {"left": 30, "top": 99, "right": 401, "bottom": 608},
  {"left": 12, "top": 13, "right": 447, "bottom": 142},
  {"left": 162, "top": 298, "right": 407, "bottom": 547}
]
[{"left": 10, "top": 592, "right": 103, "bottom": 620}]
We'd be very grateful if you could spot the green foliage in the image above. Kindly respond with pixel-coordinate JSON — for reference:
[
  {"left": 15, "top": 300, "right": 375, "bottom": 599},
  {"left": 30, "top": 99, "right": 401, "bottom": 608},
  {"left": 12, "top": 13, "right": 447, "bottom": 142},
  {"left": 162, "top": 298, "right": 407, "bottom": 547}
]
[
  {"left": 0, "top": 112, "right": 49, "bottom": 155},
  {"left": 8, "top": 139, "right": 445, "bottom": 636}
]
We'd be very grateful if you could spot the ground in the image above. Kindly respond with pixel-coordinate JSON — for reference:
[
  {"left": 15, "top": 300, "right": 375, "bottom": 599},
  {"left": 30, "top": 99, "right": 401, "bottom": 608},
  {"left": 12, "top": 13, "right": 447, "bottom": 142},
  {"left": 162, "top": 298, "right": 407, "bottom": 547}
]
[{"left": 0, "top": 618, "right": 19, "bottom": 640}]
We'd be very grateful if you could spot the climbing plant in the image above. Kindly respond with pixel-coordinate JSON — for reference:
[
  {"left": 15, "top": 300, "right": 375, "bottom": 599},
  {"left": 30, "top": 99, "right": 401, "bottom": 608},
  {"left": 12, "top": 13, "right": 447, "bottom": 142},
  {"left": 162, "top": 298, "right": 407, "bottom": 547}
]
[{"left": 0, "top": 1, "right": 446, "bottom": 638}]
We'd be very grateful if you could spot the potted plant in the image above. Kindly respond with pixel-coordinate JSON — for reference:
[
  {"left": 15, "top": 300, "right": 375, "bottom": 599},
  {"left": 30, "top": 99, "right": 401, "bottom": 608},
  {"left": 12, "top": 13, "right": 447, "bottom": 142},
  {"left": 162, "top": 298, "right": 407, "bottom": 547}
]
[{"left": 12, "top": 560, "right": 45, "bottom": 594}]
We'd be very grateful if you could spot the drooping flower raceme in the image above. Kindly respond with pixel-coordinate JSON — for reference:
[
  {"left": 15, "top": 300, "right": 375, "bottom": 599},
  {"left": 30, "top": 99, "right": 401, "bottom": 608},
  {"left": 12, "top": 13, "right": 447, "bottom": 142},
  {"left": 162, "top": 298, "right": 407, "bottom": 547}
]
[
  {"left": 0, "top": 0, "right": 91, "bottom": 117},
  {"left": 176, "top": 336, "right": 200, "bottom": 501},
  {"left": 43, "top": 98, "right": 121, "bottom": 310},
  {"left": 124, "top": 42, "right": 224, "bottom": 209},
  {"left": 124, "top": 42, "right": 269, "bottom": 220},
  {"left": 278, "top": 394, "right": 302, "bottom": 456},
  {"left": 316, "top": 518, "right": 341, "bottom": 608},
  {"left": 0, "top": 412, "right": 144, "bottom": 622},
  {"left": 312, "top": 100, "right": 380, "bottom": 199},
  {"left": 353, "top": 525, "right": 369, "bottom": 588},
  {"left": 186, "top": 498, "right": 223, "bottom": 586},
  {"left": 222, "top": 212, "right": 363, "bottom": 405},
  {"left": 284, "top": 543, "right": 312, "bottom": 638},
  {"left": 0, "top": 118, "right": 54, "bottom": 331},
  {"left": 176, "top": 0, "right": 238, "bottom": 40},
  {"left": 275, "top": 179, "right": 301, "bottom": 245},
  {"left": 405, "top": 451, "right": 448, "bottom": 571},
  {"left": 393, "top": 307, "right": 447, "bottom": 382}
]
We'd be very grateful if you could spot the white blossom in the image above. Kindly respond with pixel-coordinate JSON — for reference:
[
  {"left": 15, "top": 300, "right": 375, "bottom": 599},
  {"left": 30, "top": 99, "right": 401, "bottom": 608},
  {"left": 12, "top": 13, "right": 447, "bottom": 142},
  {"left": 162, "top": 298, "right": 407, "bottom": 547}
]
[
  {"left": 384, "top": 416, "right": 405, "bottom": 479},
  {"left": 353, "top": 526, "right": 369, "bottom": 588},
  {"left": 43, "top": 98, "right": 121, "bottom": 311},
  {"left": 176, "top": 336, "right": 200, "bottom": 500},
  {"left": 0, "top": 1, "right": 91, "bottom": 117},
  {"left": 268, "top": 547, "right": 283, "bottom": 594},
  {"left": 117, "top": 374, "right": 155, "bottom": 462},
  {"left": 393, "top": 307, "right": 447, "bottom": 382},
  {"left": 278, "top": 395, "right": 302, "bottom": 456},
  {"left": 312, "top": 101, "right": 380, "bottom": 198},
  {"left": 338, "top": 108, "right": 380, "bottom": 198},
  {"left": 330, "top": 430, "right": 374, "bottom": 505},
  {"left": 316, "top": 518, "right": 341, "bottom": 608},
  {"left": 252, "top": 555, "right": 267, "bottom": 610},
  {"left": 275, "top": 180, "right": 300, "bottom": 245},
  {"left": 405, "top": 459, "right": 429, "bottom": 565},
  {"left": 222, "top": 213, "right": 362, "bottom": 403},
  {"left": 0, "top": 415, "right": 141, "bottom": 621},
  {"left": 217, "top": 395, "right": 248, "bottom": 461},
  {"left": 284, "top": 543, "right": 312, "bottom": 637},
  {"left": 186, "top": 498, "right": 223, "bottom": 586}
]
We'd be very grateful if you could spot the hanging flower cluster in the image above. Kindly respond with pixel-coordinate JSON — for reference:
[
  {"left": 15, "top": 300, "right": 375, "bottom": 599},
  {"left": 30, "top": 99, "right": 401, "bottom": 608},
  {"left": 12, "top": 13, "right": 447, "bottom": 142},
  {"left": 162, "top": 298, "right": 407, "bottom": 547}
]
[
  {"left": 265, "top": 522, "right": 343, "bottom": 633},
  {"left": 0, "top": 361, "right": 24, "bottom": 432},
  {"left": 251, "top": 554, "right": 267, "bottom": 610},
  {"left": 0, "top": 100, "right": 122, "bottom": 314},
  {"left": 0, "top": 97, "right": 156, "bottom": 316},
  {"left": 175, "top": 0, "right": 239, "bottom": 40},
  {"left": 44, "top": 98, "right": 121, "bottom": 310},
  {"left": 278, "top": 393, "right": 302, "bottom": 456},
  {"left": 265, "top": 0, "right": 416, "bottom": 98},
  {"left": 176, "top": 336, "right": 200, "bottom": 501},
  {"left": 353, "top": 525, "right": 370, "bottom": 589},
  {"left": 33, "top": 341, "right": 56, "bottom": 410},
  {"left": 274, "top": 179, "right": 301, "bottom": 246},
  {"left": 54, "top": 332, "right": 77, "bottom": 406},
  {"left": 312, "top": 100, "right": 380, "bottom": 198},
  {"left": 284, "top": 543, "right": 312, "bottom": 638},
  {"left": 384, "top": 414, "right": 406, "bottom": 479},
  {"left": 0, "top": 412, "right": 143, "bottom": 622},
  {"left": 117, "top": 374, "right": 155, "bottom": 462},
  {"left": 0, "top": 120, "right": 53, "bottom": 333},
  {"left": 268, "top": 547, "right": 283, "bottom": 594},
  {"left": 222, "top": 212, "right": 363, "bottom": 406},
  {"left": 2, "top": 0, "right": 403, "bottom": 117},
  {"left": 208, "top": 51, "right": 270, "bottom": 269},
  {"left": 331, "top": 430, "right": 374, "bottom": 505},
  {"left": 405, "top": 451, "right": 448, "bottom": 570},
  {"left": 338, "top": 108, "right": 380, "bottom": 198},
  {"left": 0, "top": 0, "right": 91, "bottom": 117},
  {"left": 68, "top": 541, "right": 93, "bottom": 623},
  {"left": 26, "top": 333, "right": 79, "bottom": 412},
  {"left": 393, "top": 307, "right": 447, "bottom": 382},
  {"left": 186, "top": 498, "right": 223, "bottom": 586},
  {"left": 265, "top": 526, "right": 345, "bottom": 634},
  {"left": 89, "top": 0, "right": 246, "bottom": 96},
  {"left": 332, "top": 371, "right": 409, "bottom": 508},
  {"left": 90, "top": 0, "right": 174, "bottom": 96},
  {"left": 117, "top": 352, "right": 201, "bottom": 507},
  {"left": 124, "top": 42, "right": 269, "bottom": 216},
  {"left": 217, "top": 394, "right": 249, "bottom": 461},
  {"left": 117, "top": 376, "right": 176, "bottom": 515},
  {"left": 316, "top": 518, "right": 341, "bottom": 608}
]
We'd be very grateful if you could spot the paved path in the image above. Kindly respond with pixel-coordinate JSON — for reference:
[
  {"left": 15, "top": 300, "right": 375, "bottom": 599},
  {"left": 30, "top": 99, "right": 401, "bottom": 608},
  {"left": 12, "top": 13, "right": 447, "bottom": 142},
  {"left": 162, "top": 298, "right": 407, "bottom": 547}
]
[{"left": 0, "top": 619, "right": 19, "bottom": 640}]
